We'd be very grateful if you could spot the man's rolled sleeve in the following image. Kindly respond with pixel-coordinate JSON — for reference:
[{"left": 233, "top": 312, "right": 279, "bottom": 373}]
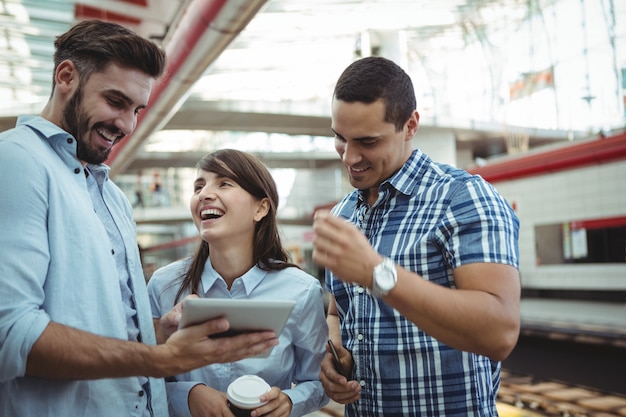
[
  {"left": 0, "top": 312, "right": 50, "bottom": 381},
  {"left": 0, "top": 141, "right": 52, "bottom": 381}
]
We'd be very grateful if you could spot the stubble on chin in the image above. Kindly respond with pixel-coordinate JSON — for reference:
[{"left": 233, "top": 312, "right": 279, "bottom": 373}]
[
  {"left": 76, "top": 135, "right": 112, "bottom": 165},
  {"left": 61, "top": 85, "right": 113, "bottom": 165}
]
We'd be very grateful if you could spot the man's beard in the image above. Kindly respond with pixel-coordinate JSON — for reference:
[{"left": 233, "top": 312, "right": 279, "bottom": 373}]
[{"left": 61, "top": 86, "right": 113, "bottom": 165}]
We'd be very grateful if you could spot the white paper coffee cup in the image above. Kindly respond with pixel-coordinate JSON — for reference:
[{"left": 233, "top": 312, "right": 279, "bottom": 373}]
[{"left": 227, "top": 375, "right": 271, "bottom": 416}]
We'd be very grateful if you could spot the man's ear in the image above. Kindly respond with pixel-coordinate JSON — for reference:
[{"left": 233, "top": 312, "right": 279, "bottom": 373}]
[
  {"left": 254, "top": 198, "right": 271, "bottom": 222},
  {"left": 405, "top": 110, "right": 420, "bottom": 140},
  {"left": 54, "top": 59, "right": 79, "bottom": 95}
]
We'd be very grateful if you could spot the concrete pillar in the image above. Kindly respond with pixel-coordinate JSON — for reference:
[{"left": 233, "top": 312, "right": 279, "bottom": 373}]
[
  {"left": 360, "top": 29, "right": 408, "bottom": 70},
  {"left": 413, "top": 129, "right": 457, "bottom": 167}
]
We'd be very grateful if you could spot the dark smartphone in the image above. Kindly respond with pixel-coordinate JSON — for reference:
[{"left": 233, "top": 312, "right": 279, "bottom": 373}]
[{"left": 327, "top": 339, "right": 346, "bottom": 376}]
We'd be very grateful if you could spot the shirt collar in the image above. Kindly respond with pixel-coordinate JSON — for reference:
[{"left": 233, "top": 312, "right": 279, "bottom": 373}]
[
  {"left": 200, "top": 258, "right": 269, "bottom": 296},
  {"left": 17, "top": 114, "right": 68, "bottom": 141},
  {"left": 18, "top": 115, "right": 111, "bottom": 180},
  {"left": 389, "top": 149, "right": 429, "bottom": 195},
  {"left": 356, "top": 149, "right": 428, "bottom": 204},
  {"left": 85, "top": 163, "right": 111, "bottom": 184}
]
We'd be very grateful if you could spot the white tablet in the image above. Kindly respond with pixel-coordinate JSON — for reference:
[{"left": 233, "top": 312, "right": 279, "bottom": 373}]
[{"left": 179, "top": 298, "right": 296, "bottom": 358}]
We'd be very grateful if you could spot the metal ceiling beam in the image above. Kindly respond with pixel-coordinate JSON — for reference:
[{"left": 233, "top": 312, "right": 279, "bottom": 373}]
[
  {"left": 107, "top": 0, "right": 268, "bottom": 177},
  {"left": 75, "top": 0, "right": 169, "bottom": 21},
  {"left": 125, "top": 150, "right": 340, "bottom": 171}
]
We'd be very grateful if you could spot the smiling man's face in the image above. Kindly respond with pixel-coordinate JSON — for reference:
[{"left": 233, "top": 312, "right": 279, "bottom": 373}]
[
  {"left": 61, "top": 63, "right": 153, "bottom": 165},
  {"left": 331, "top": 98, "right": 417, "bottom": 203}
]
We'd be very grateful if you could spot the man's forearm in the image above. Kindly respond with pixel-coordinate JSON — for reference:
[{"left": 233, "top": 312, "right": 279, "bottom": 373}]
[{"left": 25, "top": 321, "right": 167, "bottom": 380}]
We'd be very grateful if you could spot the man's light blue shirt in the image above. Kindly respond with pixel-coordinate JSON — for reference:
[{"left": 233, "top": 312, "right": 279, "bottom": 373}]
[
  {"left": 0, "top": 115, "right": 167, "bottom": 416},
  {"left": 148, "top": 257, "right": 329, "bottom": 417}
]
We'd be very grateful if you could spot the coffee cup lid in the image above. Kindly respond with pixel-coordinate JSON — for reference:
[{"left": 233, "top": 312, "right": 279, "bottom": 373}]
[{"left": 227, "top": 375, "right": 271, "bottom": 408}]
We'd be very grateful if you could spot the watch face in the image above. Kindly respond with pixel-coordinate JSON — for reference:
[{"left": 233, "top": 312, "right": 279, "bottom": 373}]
[
  {"left": 378, "top": 268, "right": 396, "bottom": 290},
  {"left": 374, "top": 258, "right": 397, "bottom": 296}
]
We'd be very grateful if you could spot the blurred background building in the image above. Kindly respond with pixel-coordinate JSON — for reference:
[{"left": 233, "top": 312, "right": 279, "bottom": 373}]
[{"left": 0, "top": 0, "right": 624, "bottom": 295}]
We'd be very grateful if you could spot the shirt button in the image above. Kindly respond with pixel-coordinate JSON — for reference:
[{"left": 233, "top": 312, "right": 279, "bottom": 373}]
[
  {"left": 74, "top": 168, "right": 80, "bottom": 174},
  {"left": 111, "top": 249, "right": 115, "bottom": 255},
  {"left": 357, "top": 287, "right": 364, "bottom": 294},
  {"left": 359, "top": 380, "right": 366, "bottom": 387},
  {"left": 357, "top": 334, "right": 364, "bottom": 341},
  {"left": 67, "top": 138, "right": 73, "bottom": 144},
  {"left": 138, "top": 390, "right": 145, "bottom": 397}
]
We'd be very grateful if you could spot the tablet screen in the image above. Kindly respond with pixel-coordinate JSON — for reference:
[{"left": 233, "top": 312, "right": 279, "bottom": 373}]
[{"left": 179, "top": 298, "right": 296, "bottom": 357}]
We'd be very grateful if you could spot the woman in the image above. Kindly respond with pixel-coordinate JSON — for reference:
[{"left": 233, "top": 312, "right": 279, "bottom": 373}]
[{"left": 148, "top": 149, "right": 328, "bottom": 417}]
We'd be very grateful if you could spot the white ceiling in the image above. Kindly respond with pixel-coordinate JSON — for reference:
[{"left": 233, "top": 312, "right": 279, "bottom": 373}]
[
  {"left": 191, "top": 0, "right": 532, "bottom": 102},
  {"left": 2, "top": 0, "right": 621, "bottom": 174},
  {"left": 0, "top": 0, "right": 535, "bottom": 115},
  {"left": 0, "top": 0, "right": 183, "bottom": 115}
]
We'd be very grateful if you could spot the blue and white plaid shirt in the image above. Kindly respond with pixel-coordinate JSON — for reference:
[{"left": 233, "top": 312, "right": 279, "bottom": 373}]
[{"left": 327, "top": 149, "right": 519, "bottom": 416}]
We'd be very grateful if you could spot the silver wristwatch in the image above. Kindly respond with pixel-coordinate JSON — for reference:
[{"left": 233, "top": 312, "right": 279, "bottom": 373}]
[{"left": 371, "top": 257, "right": 397, "bottom": 298}]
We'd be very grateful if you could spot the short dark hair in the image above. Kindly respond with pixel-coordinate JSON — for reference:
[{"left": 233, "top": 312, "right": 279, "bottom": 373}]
[
  {"left": 53, "top": 19, "right": 166, "bottom": 88},
  {"left": 333, "top": 56, "right": 416, "bottom": 131}
]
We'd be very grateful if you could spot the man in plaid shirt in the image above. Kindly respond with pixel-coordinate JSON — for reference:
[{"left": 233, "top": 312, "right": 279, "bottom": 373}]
[{"left": 313, "top": 56, "right": 520, "bottom": 416}]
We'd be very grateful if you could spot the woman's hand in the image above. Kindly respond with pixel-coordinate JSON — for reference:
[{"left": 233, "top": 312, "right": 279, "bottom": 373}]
[
  {"left": 188, "top": 384, "right": 231, "bottom": 417},
  {"left": 154, "top": 294, "right": 199, "bottom": 344},
  {"left": 253, "top": 386, "right": 292, "bottom": 417}
]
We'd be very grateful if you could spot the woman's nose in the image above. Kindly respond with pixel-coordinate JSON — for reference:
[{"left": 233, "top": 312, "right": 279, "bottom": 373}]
[{"left": 197, "top": 186, "right": 216, "bottom": 200}]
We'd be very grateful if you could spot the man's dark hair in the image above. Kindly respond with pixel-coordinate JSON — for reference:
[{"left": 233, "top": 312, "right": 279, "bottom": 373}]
[
  {"left": 333, "top": 56, "right": 416, "bottom": 131},
  {"left": 52, "top": 19, "right": 166, "bottom": 89}
]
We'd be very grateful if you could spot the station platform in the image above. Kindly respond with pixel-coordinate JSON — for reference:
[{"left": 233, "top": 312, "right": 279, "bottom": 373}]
[
  {"left": 304, "top": 401, "right": 547, "bottom": 417},
  {"left": 520, "top": 298, "right": 626, "bottom": 344},
  {"left": 301, "top": 298, "right": 626, "bottom": 416}
]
